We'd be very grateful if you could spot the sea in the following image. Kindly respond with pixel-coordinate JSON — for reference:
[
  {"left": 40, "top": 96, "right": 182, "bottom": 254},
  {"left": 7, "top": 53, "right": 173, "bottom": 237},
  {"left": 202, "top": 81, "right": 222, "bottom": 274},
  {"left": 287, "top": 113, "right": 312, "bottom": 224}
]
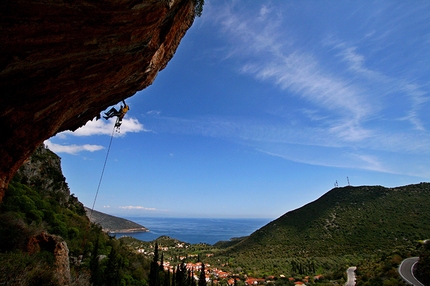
[{"left": 116, "top": 217, "right": 273, "bottom": 245}]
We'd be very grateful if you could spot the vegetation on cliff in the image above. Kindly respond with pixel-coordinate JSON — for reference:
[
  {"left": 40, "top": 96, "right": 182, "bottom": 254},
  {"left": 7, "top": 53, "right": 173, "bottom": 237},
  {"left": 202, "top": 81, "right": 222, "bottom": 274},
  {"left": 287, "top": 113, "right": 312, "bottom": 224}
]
[
  {"left": 0, "top": 145, "right": 151, "bottom": 285},
  {"left": 193, "top": 0, "right": 205, "bottom": 17}
]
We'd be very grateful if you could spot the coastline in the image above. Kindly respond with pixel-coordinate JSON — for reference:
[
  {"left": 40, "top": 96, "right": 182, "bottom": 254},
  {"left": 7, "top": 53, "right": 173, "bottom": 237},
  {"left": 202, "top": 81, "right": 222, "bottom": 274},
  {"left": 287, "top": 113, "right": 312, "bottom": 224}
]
[
  {"left": 108, "top": 227, "right": 149, "bottom": 234},
  {"left": 85, "top": 207, "right": 149, "bottom": 234},
  {"left": 122, "top": 217, "right": 272, "bottom": 245}
]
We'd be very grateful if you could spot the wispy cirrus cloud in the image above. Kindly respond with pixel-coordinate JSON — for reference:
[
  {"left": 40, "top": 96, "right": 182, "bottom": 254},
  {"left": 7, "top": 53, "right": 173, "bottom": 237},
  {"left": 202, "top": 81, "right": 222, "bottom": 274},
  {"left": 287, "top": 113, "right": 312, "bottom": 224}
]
[
  {"left": 212, "top": 3, "right": 373, "bottom": 143},
  {"left": 398, "top": 83, "right": 428, "bottom": 131},
  {"left": 147, "top": 2, "right": 430, "bottom": 177},
  {"left": 255, "top": 143, "right": 430, "bottom": 178},
  {"left": 332, "top": 40, "right": 429, "bottom": 132},
  {"left": 209, "top": 2, "right": 430, "bottom": 150},
  {"left": 146, "top": 110, "right": 430, "bottom": 156},
  {"left": 257, "top": 147, "right": 388, "bottom": 174}
]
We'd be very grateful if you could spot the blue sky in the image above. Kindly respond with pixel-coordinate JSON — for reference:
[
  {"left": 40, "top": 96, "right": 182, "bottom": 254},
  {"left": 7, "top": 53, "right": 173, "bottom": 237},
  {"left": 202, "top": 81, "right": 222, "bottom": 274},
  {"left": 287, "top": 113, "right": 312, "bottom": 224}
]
[{"left": 46, "top": 1, "right": 430, "bottom": 219}]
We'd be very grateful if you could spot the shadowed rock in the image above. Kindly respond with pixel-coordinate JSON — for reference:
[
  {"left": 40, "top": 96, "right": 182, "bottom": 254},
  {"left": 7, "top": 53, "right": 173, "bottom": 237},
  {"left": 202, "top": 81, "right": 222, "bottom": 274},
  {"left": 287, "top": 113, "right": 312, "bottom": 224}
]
[
  {"left": 0, "top": 0, "right": 197, "bottom": 201},
  {"left": 27, "top": 232, "right": 71, "bottom": 285}
]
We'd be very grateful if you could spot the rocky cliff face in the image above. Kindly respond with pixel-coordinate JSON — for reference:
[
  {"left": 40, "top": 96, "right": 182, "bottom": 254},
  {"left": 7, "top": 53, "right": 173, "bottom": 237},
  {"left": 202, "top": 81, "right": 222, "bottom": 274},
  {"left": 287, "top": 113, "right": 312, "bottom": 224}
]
[
  {"left": 0, "top": 0, "right": 197, "bottom": 201},
  {"left": 16, "top": 144, "right": 71, "bottom": 204},
  {"left": 27, "top": 232, "right": 71, "bottom": 285}
]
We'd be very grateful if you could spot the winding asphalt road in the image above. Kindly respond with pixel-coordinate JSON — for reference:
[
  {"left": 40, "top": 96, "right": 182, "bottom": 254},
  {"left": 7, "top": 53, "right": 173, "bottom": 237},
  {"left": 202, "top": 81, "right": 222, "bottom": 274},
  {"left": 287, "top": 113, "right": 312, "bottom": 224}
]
[
  {"left": 345, "top": 266, "right": 356, "bottom": 286},
  {"left": 398, "top": 257, "right": 425, "bottom": 286}
]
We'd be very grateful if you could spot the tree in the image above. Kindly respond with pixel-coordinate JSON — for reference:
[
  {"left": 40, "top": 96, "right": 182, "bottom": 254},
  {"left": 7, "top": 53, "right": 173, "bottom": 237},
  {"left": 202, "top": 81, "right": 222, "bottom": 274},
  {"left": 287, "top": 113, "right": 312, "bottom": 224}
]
[
  {"left": 175, "top": 262, "right": 187, "bottom": 286},
  {"left": 172, "top": 267, "right": 176, "bottom": 286},
  {"left": 160, "top": 253, "right": 164, "bottom": 273},
  {"left": 198, "top": 263, "right": 206, "bottom": 286},
  {"left": 104, "top": 244, "right": 124, "bottom": 286},
  {"left": 189, "top": 269, "right": 196, "bottom": 286},
  {"left": 149, "top": 242, "right": 160, "bottom": 286},
  {"left": 90, "top": 236, "right": 102, "bottom": 286},
  {"left": 416, "top": 242, "right": 430, "bottom": 285},
  {"left": 164, "top": 265, "right": 171, "bottom": 286}
]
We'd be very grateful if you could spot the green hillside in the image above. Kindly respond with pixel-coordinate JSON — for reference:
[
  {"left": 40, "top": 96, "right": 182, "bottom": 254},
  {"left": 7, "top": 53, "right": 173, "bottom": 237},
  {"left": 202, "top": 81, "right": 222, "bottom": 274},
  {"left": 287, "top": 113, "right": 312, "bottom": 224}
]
[
  {"left": 211, "top": 184, "right": 430, "bottom": 278},
  {"left": 2, "top": 145, "right": 429, "bottom": 284},
  {"left": 0, "top": 145, "right": 151, "bottom": 285}
]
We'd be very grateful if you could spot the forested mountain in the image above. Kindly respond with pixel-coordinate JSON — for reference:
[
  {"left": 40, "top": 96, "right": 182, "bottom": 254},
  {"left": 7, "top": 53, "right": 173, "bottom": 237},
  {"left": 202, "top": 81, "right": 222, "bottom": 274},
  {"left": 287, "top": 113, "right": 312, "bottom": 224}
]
[
  {"left": 227, "top": 184, "right": 430, "bottom": 257},
  {"left": 210, "top": 184, "right": 430, "bottom": 280}
]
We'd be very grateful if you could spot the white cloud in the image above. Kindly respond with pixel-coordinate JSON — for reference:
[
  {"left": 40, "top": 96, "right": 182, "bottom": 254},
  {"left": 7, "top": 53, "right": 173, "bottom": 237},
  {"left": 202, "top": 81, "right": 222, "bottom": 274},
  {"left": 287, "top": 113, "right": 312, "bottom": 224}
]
[
  {"left": 45, "top": 117, "right": 147, "bottom": 155},
  {"left": 44, "top": 140, "right": 103, "bottom": 155},
  {"left": 147, "top": 110, "right": 161, "bottom": 116},
  {"left": 117, "top": 117, "right": 149, "bottom": 134},
  {"left": 119, "top": 206, "right": 157, "bottom": 211},
  {"left": 62, "top": 117, "right": 147, "bottom": 137}
]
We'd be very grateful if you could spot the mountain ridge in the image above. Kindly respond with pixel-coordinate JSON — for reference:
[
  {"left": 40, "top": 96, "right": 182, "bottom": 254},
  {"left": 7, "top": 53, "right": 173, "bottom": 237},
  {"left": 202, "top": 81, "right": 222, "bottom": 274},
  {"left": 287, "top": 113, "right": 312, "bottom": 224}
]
[
  {"left": 212, "top": 183, "right": 430, "bottom": 275},
  {"left": 216, "top": 183, "right": 430, "bottom": 272}
]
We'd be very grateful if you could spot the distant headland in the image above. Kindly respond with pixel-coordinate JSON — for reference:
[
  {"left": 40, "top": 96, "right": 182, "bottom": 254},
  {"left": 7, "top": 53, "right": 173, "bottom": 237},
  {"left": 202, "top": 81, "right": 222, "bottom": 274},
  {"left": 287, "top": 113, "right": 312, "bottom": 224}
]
[{"left": 85, "top": 207, "right": 148, "bottom": 233}]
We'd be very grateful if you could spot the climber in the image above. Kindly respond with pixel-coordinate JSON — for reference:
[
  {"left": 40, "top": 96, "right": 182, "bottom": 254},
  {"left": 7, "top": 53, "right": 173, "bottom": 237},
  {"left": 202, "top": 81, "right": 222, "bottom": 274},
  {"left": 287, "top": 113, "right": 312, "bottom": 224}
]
[{"left": 103, "top": 100, "right": 129, "bottom": 120}]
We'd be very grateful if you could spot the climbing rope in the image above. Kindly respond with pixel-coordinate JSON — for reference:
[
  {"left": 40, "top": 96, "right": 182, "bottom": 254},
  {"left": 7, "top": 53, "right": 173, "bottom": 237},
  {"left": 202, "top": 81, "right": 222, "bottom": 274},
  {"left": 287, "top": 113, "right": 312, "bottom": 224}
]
[
  {"left": 77, "top": 118, "right": 123, "bottom": 281},
  {"left": 89, "top": 122, "right": 117, "bottom": 221}
]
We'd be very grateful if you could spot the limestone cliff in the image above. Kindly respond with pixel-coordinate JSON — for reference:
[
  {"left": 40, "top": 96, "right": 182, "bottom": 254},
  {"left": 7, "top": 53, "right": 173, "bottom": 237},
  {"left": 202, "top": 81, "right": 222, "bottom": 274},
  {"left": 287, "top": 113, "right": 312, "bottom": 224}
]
[
  {"left": 1, "top": 144, "right": 87, "bottom": 284},
  {"left": 0, "top": 0, "right": 198, "bottom": 201},
  {"left": 16, "top": 144, "right": 70, "bottom": 204}
]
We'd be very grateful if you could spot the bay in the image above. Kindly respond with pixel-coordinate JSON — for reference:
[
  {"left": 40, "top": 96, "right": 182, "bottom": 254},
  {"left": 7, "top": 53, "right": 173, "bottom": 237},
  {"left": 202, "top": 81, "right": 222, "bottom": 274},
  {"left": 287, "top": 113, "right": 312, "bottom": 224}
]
[{"left": 117, "top": 217, "right": 272, "bottom": 245}]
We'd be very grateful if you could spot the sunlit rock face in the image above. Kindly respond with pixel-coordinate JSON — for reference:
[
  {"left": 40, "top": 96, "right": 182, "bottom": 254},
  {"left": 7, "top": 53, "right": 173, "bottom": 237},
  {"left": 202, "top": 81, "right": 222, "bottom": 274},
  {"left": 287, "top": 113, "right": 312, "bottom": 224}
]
[{"left": 0, "top": 0, "right": 196, "bottom": 201}]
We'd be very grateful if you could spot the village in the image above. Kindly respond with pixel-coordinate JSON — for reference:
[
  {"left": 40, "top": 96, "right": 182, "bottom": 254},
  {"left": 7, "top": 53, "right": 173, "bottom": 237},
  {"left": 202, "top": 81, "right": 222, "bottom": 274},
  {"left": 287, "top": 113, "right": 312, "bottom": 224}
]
[{"left": 132, "top": 240, "right": 323, "bottom": 286}]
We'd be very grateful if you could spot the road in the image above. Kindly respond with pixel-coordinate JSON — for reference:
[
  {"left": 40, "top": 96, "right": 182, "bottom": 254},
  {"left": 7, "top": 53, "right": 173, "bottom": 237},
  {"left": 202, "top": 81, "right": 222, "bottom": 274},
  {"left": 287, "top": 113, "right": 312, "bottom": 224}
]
[
  {"left": 398, "top": 257, "right": 425, "bottom": 286},
  {"left": 345, "top": 266, "right": 357, "bottom": 286}
]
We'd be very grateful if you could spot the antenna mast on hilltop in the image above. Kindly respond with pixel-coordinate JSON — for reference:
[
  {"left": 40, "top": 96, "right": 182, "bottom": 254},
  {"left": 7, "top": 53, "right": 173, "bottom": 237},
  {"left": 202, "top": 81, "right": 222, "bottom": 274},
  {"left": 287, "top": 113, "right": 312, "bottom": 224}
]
[
  {"left": 334, "top": 180, "right": 338, "bottom": 188},
  {"left": 347, "top": 176, "right": 350, "bottom": 186}
]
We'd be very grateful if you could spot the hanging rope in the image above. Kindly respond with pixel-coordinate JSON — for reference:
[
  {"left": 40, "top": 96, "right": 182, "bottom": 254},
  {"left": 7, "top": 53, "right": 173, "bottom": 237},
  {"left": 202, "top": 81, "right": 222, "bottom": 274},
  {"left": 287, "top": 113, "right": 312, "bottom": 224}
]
[
  {"left": 77, "top": 118, "right": 123, "bottom": 281},
  {"left": 89, "top": 122, "right": 117, "bottom": 221}
]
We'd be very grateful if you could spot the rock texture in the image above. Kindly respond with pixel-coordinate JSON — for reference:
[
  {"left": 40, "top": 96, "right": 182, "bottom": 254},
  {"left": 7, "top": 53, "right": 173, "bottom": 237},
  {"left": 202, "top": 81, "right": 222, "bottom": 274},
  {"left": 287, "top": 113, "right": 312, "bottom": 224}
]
[
  {"left": 27, "top": 232, "right": 71, "bottom": 285},
  {"left": 16, "top": 144, "right": 70, "bottom": 204},
  {"left": 0, "top": 0, "right": 196, "bottom": 201}
]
